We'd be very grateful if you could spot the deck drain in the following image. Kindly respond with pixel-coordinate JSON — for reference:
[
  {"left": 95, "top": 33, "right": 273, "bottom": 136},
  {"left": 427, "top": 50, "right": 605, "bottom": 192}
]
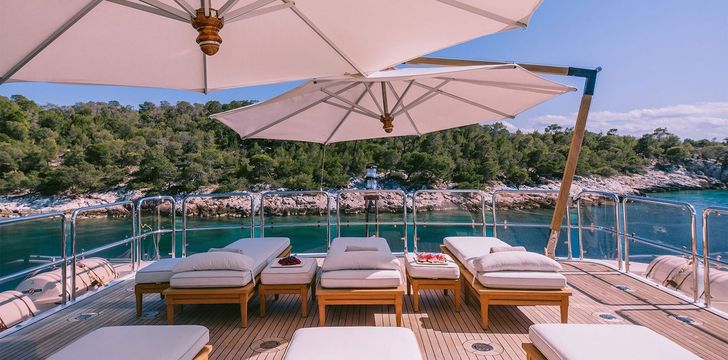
[
  {"left": 463, "top": 339, "right": 503, "bottom": 356},
  {"left": 69, "top": 312, "right": 99, "bottom": 322},
  {"left": 251, "top": 337, "right": 288, "bottom": 353},
  {"left": 594, "top": 312, "right": 622, "bottom": 322},
  {"left": 671, "top": 315, "right": 702, "bottom": 326},
  {"left": 141, "top": 310, "right": 160, "bottom": 319},
  {"left": 615, "top": 285, "right": 635, "bottom": 292}
]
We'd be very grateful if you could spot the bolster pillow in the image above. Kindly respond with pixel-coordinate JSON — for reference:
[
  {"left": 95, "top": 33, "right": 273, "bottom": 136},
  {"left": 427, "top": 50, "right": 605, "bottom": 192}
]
[
  {"left": 173, "top": 252, "right": 255, "bottom": 273},
  {"left": 474, "top": 251, "right": 562, "bottom": 273},
  {"left": 323, "top": 251, "right": 400, "bottom": 271}
]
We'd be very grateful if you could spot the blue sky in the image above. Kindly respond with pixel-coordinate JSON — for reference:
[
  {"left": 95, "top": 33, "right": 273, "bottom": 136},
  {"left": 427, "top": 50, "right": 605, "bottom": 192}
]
[{"left": 2, "top": 0, "right": 727, "bottom": 140}]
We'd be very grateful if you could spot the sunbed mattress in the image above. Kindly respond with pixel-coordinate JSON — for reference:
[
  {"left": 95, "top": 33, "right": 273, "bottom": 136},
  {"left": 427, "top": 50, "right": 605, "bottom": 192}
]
[
  {"left": 329, "top": 237, "right": 391, "bottom": 253},
  {"left": 320, "top": 269, "right": 402, "bottom": 288},
  {"left": 478, "top": 271, "right": 566, "bottom": 290},
  {"left": 224, "top": 237, "right": 290, "bottom": 275},
  {"left": 443, "top": 236, "right": 510, "bottom": 274},
  {"left": 283, "top": 327, "right": 422, "bottom": 360},
  {"left": 170, "top": 270, "right": 252, "bottom": 288},
  {"left": 529, "top": 324, "right": 700, "bottom": 360},
  {"left": 47, "top": 325, "right": 209, "bottom": 360},
  {"left": 135, "top": 258, "right": 181, "bottom": 284}
]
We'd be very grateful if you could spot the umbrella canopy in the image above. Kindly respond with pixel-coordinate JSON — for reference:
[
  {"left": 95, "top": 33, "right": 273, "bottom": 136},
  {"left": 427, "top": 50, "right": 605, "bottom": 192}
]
[
  {"left": 211, "top": 64, "right": 576, "bottom": 143},
  {"left": 1, "top": 0, "right": 544, "bottom": 92}
]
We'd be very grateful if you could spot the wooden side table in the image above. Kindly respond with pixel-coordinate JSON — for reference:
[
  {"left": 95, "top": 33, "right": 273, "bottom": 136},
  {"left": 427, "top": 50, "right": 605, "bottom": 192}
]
[
  {"left": 259, "top": 257, "right": 318, "bottom": 317},
  {"left": 404, "top": 253, "right": 461, "bottom": 312}
]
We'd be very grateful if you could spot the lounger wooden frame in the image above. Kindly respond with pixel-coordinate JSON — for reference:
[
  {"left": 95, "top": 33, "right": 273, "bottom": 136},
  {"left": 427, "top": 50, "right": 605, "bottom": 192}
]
[
  {"left": 259, "top": 276, "right": 316, "bottom": 317},
  {"left": 193, "top": 344, "right": 214, "bottom": 360},
  {"left": 441, "top": 245, "right": 571, "bottom": 329},
  {"left": 521, "top": 343, "right": 547, "bottom": 360},
  {"left": 316, "top": 282, "right": 404, "bottom": 327},
  {"left": 134, "top": 282, "right": 169, "bottom": 317},
  {"left": 163, "top": 245, "right": 291, "bottom": 328}
]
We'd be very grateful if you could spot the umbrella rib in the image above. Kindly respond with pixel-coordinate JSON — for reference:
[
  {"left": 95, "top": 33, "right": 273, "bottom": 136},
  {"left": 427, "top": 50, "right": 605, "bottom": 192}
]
[
  {"left": 436, "top": 0, "right": 526, "bottom": 28},
  {"left": 139, "top": 0, "right": 190, "bottom": 21},
  {"left": 242, "top": 82, "right": 361, "bottom": 139},
  {"left": 226, "top": 3, "right": 293, "bottom": 23},
  {"left": 390, "top": 80, "right": 415, "bottom": 114},
  {"left": 322, "top": 100, "right": 380, "bottom": 119},
  {"left": 173, "top": 0, "right": 196, "bottom": 16},
  {"left": 412, "top": 81, "right": 515, "bottom": 119},
  {"left": 0, "top": 0, "right": 103, "bottom": 85},
  {"left": 107, "top": 0, "right": 188, "bottom": 22},
  {"left": 392, "top": 79, "right": 450, "bottom": 117},
  {"left": 224, "top": 0, "right": 281, "bottom": 22},
  {"left": 364, "top": 84, "right": 385, "bottom": 115},
  {"left": 218, "top": 0, "right": 242, "bottom": 16},
  {"left": 320, "top": 89, "right": 379, "bottom": 118},
  {"left": 434, "top": 77, "right": 571, "bottom": 95},
  {"left": 325, "top": 85, "right": 371, "bottom": 144},
  {"left": 283, "top": 0, "right": 366, "bottom": 75},
  {"left": 386, "top": 82, "right": 421, "bottom": 136}
]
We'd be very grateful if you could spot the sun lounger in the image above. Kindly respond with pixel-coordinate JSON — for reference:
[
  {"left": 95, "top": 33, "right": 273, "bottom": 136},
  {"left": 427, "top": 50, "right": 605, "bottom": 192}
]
[
  {"left": 135, "top": 258, "right": 181, "bottom": 316},
  {"left": 164, "top": 237, "right": 291, "bottom": 327},
  {"left": 522, "top": 324, "right": 701, "bottom": 360},
  {"left": 282, "top": 327, "right": 423, "bottom": 360},
  {"left": 47, "top": 325, "right": 212, "bottom": 360},
  {"left": 441, "top": 236, "right": 571, "bottom": 329},
  {"left": 317, "top": 237, "right": 405, "bottom": 326}
]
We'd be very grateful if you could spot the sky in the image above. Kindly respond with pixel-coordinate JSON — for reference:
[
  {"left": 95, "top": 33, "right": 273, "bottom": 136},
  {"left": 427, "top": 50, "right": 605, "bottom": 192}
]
[{"left": 1, "top": 0, "right": 727, "bottom": 140}]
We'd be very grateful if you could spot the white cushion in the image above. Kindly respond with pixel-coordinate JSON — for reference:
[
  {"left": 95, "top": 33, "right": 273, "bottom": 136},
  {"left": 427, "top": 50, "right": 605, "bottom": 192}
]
[
  {"left": 345, "top": 245, "right": 379, "bottom": 252},
  {"left": 323, "top": 251, "right": 400, "bottom": 271},
  {"left": 321, "top": 270, "right": 402, "bottom": 288},
  {"left": 208, "top": 247, "right": 244, "bottom": 255},
  {"left": 47, "top": 325, "right": 209, "bottom": 360},
  {"left": 404, "top": 254, "right": 459, "bottom": 280},
  {"left": 478, "top": 271, "right": 566, "bottom": 290},
  {"left": 224, "top": 237, "right": 291, "bottom": 275},
  {"left": 283, "top": 327, "right": 422, "bottom": 360},
  {"left": 173, "top": 252, "right": 254, "bottom": 273},
  {"left": 330, "top": 237, "right": 391, "bottom": 254},
  {"left": 443, "top": 236, "right": 510, "bottom": 274},
  {"left": 473, "top": 252, "right": 562, "bottom": 273},
  {"left": 170, "top": 270, "right": 252, "bottom": 288},
  {"left": 529, "top": 324, "right": 701, "bottom": 360},
  {"left": 262, "top": 258, "right": 318, "bottom": 285},
  {"left": 490, "top": 245, "right": 526, "bottom": 253},
  {"left": 135, "top": 258, "right": 181, "bottom": 284}
]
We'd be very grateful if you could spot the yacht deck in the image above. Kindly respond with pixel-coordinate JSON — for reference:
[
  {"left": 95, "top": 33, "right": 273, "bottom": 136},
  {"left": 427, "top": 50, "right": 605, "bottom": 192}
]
[{"left": 1, "top": 261, "right": 727, "bottom": 360}]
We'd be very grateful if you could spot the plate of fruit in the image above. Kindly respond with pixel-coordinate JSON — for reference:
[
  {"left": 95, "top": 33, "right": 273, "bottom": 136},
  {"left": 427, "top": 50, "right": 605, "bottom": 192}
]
[
  {"left": 415, "top": 252, "right": 448, "bottom": 265},
  {"left": 272, "top": 255, "right": 304, "bottom": 267}
]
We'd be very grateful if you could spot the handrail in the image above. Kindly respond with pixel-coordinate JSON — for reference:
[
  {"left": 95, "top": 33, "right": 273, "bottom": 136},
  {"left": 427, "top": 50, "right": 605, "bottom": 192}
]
[
  {"left": 412, "top": 189, "right": 486, "bottom": 252},
  {"left": 260, "top": 190, "right": 331, "bottom": 249},
  {"left": 181, "top": 192, "right": 255, "bottom": 257},
  {"left": 702, "top": 206, "right": 728, "bottom": 307},
  {"left": 622, "top": 195, "right": 698, "bottom": 302},
  {"left": 71, "top": 201, "right": 135, "bottom": 301},
  {"left": 135, "top": 196, "right": 176, "bottom": 267},
  {"left": 336, "top": 189, "right": 407, "bottom": 252},
  {"left": 0, "top": 212, "right": 67, "bottom": 305},
  {"left": 574, "top": 190, "right": 622, "bottom": 268},
  {"left": 491, "top": 189, "right": 571, "bottom": 257}
]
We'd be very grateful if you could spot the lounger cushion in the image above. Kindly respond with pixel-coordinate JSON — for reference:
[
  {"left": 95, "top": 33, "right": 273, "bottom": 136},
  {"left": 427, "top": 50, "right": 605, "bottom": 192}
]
[
  {"left": 320, "top": 270, "right": 402, "bottom": 288},
  {"left": 444, "top": 236, "right": 510, "bottom": 274},
  {"left": 283, "top": 327, "right": 422, "bottom": 360},
  {"left": 170, "top": 270, "right": 252, "bottom": 288},
  {"left": 173, "top": 252, "right": 254, "bottom": 273},
  {"left": 135, "top": 258, "right": 181, "bottom": 284},
  {"left": 490, "top": 245, "right": 526, "bottom": 253},
  {"left": 473, "top": 252, "right": 562, "bottom": 273},
  {"left": 345, "top": 245, "right": 379, "bottom": 252},
  {"left": 47, "top": 325, "right": 209, "bottom": 360},
  {"left": 529, "top": 324, "right": 700, "bottom": 360},
  {"left": 478, "top": 271, "right": 566, "bottom": 290},
  {"left": 330, "top": 237, "right": 391, "bottom": 253},
  {"left": 208, "top": 247, "right": 244, "bottom": 255},
  {"left": 262, "top": 258, "right": 318, "bottom": 285},
  {"left": 224, "top": 237, "right": 291, "bottom": 275},
  {"left": 322, "top": 251, "right": 400, "bottom": 271},
  {"left": 404, "top": 253, "right": 459, "bottom": 280}
]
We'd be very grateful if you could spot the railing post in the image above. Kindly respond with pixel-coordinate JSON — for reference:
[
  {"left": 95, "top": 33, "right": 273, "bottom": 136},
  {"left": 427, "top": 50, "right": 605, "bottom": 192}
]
[
  {"left": 60, "top": 215, "right": 68, "bottom": 305},
  {"left": 702, "top": 209, "right": 711, "bottom": 307},
  {"left": 70, "top": 211, "right": 78, "bottom": 301},
  {"left": 566, "top": 198, "right": 573, "bottom": 260},
  {"left": 622, "top": 198, "right": 631, "bottom": 274}
]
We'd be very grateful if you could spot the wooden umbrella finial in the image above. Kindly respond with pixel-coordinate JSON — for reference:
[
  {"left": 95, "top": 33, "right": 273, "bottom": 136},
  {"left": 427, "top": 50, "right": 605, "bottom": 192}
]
[
  {"left": 191, "top": 8, "right": 224, "bottom": 56},
  {"left": 380, "top": 113, "right": 394, "bottom": 133}
]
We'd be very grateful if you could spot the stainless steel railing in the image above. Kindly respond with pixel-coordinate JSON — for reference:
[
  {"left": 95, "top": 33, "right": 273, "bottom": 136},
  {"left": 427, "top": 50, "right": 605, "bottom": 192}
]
[
  {"left": 260, "top": 190, "right": 331, "bottom": 254},
  {"left": 181, "top": 192, "right": 255, "bottom": 257},
  {"left": 0, "top": 212, "right": 67, "bottom": 304},
  {"left": 702, "top": 206, "right": 728, "bottom": 307},
  {"left": 336, "top": 189, "right": 407, "bottom": 253},
  {"left": 412, "top": 189, "right": 487, "bottom": 252},
  {"left": 135, "top": 196, "right": 176, "bottom": 267},
  {"left": 70, "top": 201, "right": 135, "bottom": 301},
  {"left": 622, "top": 195, "right": 698, "bottom": 301},
  {"left": 574, "top": 190, "right": 622, "bottom": 268}
]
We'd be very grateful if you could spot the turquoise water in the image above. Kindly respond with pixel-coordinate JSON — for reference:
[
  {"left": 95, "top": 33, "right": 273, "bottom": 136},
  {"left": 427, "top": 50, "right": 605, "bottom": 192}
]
[{"left": 1, "top": 190, "right": 726, "bottom": 291}]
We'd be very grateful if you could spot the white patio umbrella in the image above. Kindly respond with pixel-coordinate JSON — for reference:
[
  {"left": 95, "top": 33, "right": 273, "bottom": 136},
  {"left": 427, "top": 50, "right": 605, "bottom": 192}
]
[
  {"left": 1, "top": 0, "right": 544, "bottom": 92},
  {"left": 210, "top": 64, "right": 575, "bottom": 143}
]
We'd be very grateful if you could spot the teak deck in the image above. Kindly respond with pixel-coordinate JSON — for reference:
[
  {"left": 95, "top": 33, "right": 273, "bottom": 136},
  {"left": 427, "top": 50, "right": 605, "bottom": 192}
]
[{"left": 2, "top": 261, "right": 728, "bottom": 360}]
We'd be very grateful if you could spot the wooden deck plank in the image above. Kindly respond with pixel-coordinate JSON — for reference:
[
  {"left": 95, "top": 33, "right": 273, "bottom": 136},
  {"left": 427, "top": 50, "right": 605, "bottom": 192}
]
[{"left": 2, "top": 260, "right": 727, "bottom": 360}]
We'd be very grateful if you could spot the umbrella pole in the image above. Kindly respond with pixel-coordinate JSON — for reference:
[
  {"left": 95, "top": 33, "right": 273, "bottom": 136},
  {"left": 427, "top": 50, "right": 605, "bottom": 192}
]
[{"left": 320, "top": 144, "right": 326, "bottom": 191}]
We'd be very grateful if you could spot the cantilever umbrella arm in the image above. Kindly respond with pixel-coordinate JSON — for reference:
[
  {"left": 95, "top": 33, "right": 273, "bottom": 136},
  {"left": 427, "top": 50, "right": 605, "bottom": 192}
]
[{"left": 407, "top": 57, "right": 601, "bottom": 258}]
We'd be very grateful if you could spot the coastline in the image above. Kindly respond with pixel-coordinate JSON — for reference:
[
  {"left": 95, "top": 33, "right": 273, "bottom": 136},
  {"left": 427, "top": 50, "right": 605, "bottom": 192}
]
[{"left": 0, "top": 166, "right": 723, "bottom": 218}]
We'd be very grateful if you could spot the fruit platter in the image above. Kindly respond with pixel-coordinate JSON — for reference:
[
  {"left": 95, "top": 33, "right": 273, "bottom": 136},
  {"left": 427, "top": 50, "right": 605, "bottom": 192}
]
[
  {"left": 414, "top": 252, "right": 448, "bottom": 265},
  {"left": 271, "top": 255, "right": 304, "bottom": 268}
]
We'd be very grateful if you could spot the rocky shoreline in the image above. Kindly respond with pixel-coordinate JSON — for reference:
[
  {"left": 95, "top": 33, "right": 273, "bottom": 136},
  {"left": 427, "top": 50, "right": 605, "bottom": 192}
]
[{"left": 0, "top": 166, "right": 723, "bottom": 218}]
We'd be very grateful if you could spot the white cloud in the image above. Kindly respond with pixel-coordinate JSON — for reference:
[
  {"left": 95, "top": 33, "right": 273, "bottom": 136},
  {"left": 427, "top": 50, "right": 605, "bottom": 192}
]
[{"left": 506, "top": 102, "right": 728, "bottom": 140}]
